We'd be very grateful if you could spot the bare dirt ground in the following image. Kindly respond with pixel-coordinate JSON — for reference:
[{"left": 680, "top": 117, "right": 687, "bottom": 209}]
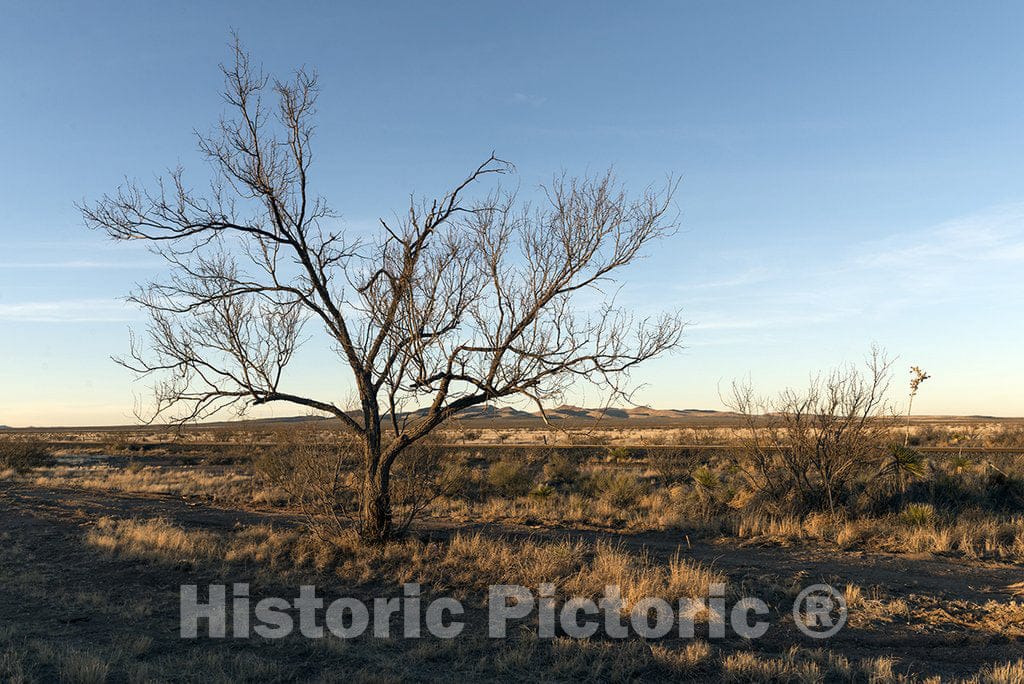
[{"left": 3, "top": 478, "right": 1023, "bottom": 682}]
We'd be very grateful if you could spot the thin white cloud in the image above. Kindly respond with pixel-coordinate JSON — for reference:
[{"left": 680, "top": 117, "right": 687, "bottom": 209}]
[
  {"left": 856, "top": 203, "right": 1024, "bottom": 269},
  {"left": 0, "top": 298, "right": 136, "bottom": 323}
]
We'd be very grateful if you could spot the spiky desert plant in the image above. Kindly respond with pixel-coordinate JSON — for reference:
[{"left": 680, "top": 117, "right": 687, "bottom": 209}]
[{"left": 882, "top": 443, "right": 927, "bottom": 494}]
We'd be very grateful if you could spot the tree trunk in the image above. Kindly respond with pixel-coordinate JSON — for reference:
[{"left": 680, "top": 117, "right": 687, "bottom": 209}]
[
  {"left": 360, "top": 474, "right": 393, "bottom": 544},
  {"left": 359, "top": 421, "right": 394, "bottom": 544}
]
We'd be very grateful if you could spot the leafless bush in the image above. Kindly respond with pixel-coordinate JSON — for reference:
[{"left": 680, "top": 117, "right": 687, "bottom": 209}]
[
  {"left": 726, "top": 347, "right": 897, "bottom": 516},
  {"left": 0, "top": 440, "right": 51, "bottom": 471},
  {"left": 253, "top": 430, "right": 359, "bottom": 539},
  {"left": 649, "top": 447, "right": 704, "bottom": 484}
]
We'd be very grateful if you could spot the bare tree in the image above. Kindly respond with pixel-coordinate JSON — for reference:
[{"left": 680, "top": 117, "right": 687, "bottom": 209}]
[{"left": 81, "top": 40, "right": 684, "bottom": 543}]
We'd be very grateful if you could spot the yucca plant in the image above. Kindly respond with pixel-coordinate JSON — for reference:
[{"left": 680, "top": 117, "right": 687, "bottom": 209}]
[
  {"left": 692, "top": 466, "right": 722, "bottom": 500},
  {"left": 882, "top": 443, "right": 928, "bottom": 497},
  {"left": 899, "top": 502, "right": 936, "bottom": 527},
  {"left": 949, "top": 451, "right": 974, "bottom": 475}
]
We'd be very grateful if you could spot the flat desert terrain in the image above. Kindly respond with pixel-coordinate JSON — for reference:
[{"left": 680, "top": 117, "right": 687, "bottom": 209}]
[{"left": 1, "top": 414, "right": 1023, "bottom": 682}]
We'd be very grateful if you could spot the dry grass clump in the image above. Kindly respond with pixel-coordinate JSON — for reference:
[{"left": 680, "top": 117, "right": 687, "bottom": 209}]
[
  {"left": 719, "top": 647, "right": 908, "bottom": 683},
  {"left": 86, "top": 516, "right": 222, "bottom": 562},
  {"left": 81, "top": 516, "right": 722, "bottom": 611},
  {"left": 58, "top": 649, "right": 109, "bottom": 684},
  {"left": 565, "top": 541, "right": 723, "bottom": 608},
  {"left": 499, "top": 634, "right": 712, "bottom": 680},
  {"left": 1, "top": 631, "right": 291, "bottom": 684},
  {"left": 586, "top": 470, "right": 650, "bottom": 508},
  {"left": 31, "top": 464, "right": 261, "bottom": 505},
  {"left": 732, "top": 510, "right": 1024, "bottom": 562},
  {"left": 976, "top": 659, "right": 1024, "bottom": 684},
  {"left": 314, "top": 531, "right": 724, "bottom": 609},
  {"left": 720, "top": 650, "right": 824, "bottom": 682}
]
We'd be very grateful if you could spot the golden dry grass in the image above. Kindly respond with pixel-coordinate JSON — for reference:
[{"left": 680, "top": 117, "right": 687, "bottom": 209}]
[{"left": 85, "top": 516, "right": 723, "bottom": 612}]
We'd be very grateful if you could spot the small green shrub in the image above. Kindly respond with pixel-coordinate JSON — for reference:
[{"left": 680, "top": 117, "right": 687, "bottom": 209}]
[
  {"left": 589, "top": 471, "right": 648, "bottom": 507},
  {"left": 528, "top": 484, "right": 554, "bottom": 499},
  {"left": 542, "top": 450, "right": 581, "bottom": 486},
  {"left": 899, "top": 503, "right": 936, "bottom": 527},
  {"left": 487, "top": 460, "right": 534, "bottom": 496},
  {"left": 605, "top": 446, "right": 638, "bottom": 462}
]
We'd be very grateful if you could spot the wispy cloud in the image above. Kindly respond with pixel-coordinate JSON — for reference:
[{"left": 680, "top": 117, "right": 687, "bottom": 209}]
[
  {"left": 856, "top": 203, "right": 1024, "bottom": 269},
  {"left": 670, "top": 201, "right": 1024, "bottom": 348},
  {"left": 0, "top": 299, "right": 136, "bottom": 323}
]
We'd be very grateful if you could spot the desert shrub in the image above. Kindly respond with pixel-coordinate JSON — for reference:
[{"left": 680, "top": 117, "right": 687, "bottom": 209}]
[
  {"left": 985, "top": 469, "right": 1024, "bottom": 512},
  {"left": 649, "top": 447, "right": 703, "bottom": 484},
  {"left": 689, "top": 466, "right": 730, "bottom": 519},
  {"left": 987, "top": 425, "right": 1024, "bottom": 449},
  {"left": 879, "top": 444, "right": 927, "bottom": 493},
  {"left": 906, "top": 423, "right": 946, "bottom": 447},
  {"left": 0, "top": 441, "right": 51, "bottom": 471},
  {"left": 605, "top": 446, "right": 628, "bottom": 461},
  {"left": 542, "top": 450, "right": 582, "bottom": 486},
  {"left": 726, "top": 347, "right": 895, "bottom": 516},
  {"left": 253, "top": 431, "right": 360, "bottom": 536},
  {"left": 948, "top": 452, "right": 975, "bottom": 474},
  {"left": 588, "top": 471, "right": 648, "bottom": 507},
  {"left": 907, "top": 470, "right": 980, "bottom": 513},
  {"left": 529, "top": 484, "right": 554, "bottom": 499},
  {"left": 645, "top": 431, "right": 668, "bottom": 446},
  {"left": 487, "top": 459, "right": 535, "bottom": 496},
  {"left": 101, "top": 432, "right": 137, "bottom": 454},
  {"left": 390, "top": 445, "right": 471, "bottom": 526}
]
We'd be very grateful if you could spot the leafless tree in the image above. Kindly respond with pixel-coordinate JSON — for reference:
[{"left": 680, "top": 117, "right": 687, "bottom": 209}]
[{"left": 81, "top": 40, "right": 684, "bottom": 543}]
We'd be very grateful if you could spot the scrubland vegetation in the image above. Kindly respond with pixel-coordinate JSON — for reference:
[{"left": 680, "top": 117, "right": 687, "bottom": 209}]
[
  {"left": 3, "top": 397, "right": 1024, "bottom": 681},
  {"left": 18, "top": 418, "right": 1024, "bottom": 563}
]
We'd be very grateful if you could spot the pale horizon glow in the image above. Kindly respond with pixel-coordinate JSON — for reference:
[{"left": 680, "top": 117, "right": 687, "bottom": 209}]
[{"left": 2, "top": 2, "right": 1023, "bottom": 427}]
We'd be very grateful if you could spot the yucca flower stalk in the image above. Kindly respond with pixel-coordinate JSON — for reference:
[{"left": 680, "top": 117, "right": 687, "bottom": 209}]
[{"left": 904, "top": 366, "right": 931, "bottom": 447}]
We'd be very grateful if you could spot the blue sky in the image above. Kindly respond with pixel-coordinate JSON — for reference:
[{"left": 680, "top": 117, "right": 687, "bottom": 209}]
[{"left": 1, "top": 1, "right": 1023, "bottom": 426}]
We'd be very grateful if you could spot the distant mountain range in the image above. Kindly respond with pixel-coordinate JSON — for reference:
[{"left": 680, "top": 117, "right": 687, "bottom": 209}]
[
  {"left": 178, "top": 405, "right": 738, "bottom": 429},
  {"left": 364, "top": 404, "right": 735, "bottom": 426},
  {"left": 438, "top": 404, "right": 731, "bottom": 423}
]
